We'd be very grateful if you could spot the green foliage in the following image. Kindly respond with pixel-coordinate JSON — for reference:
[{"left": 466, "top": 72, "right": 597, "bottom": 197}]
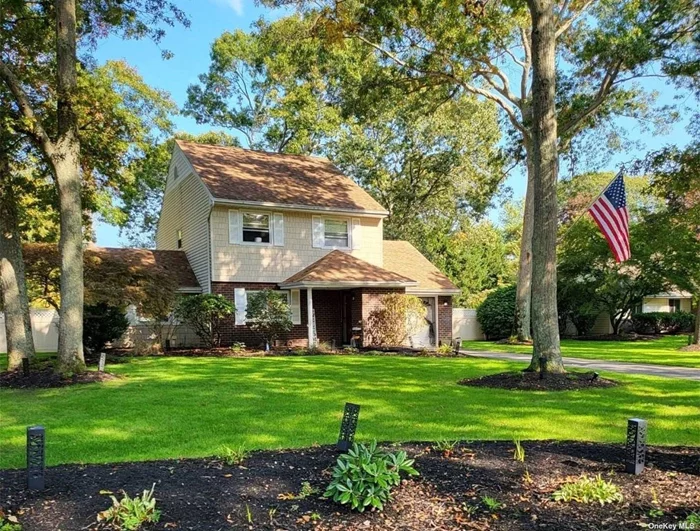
[
  {"left": 324, "top": 441, "right": 418, "bottom": 512},
  {"left": 552, "top": 475, "right": 623, "bottom": 505},
  {"left": 433, "top": 440, "right": 458, "bottom": 454},
  {"left": 686, "top": 512, "right": 700, "bottom": 525},
  {"left": 513, "top": 439, "right": 525, "bottom": 462},
  {"left": 476, "top": 285, "right": 517, "bottom": 340},
  {"left": 218, "top": 445, "right": 249, "bottom": 466},
  {"left": 246, "top": 290, "right": 293, "bottom": 347},
  {"left": 0, "top": 515, "right": 21, "bottom": 531},
  {"left": 631, "top": 312, "right": 694, "bottom": 335},
  {"left": 83, "top": 303, "right": 129, "bottom": 354},
  {"left": 557, "top": 278, "right": 601, "bottom": 336},
  {"left": 230, "top": 342, "right": 246, "bottom": 353},
  {"left": 97, "top": 484, "right": 161, "bottom": 530},
  {"left": 175, "top": 294, "right": 235, "bottom": 349},
  {"left": 481, "top": 496, "right": 503, "bottom": 511},
  {"left": 365, "top": 294, "right": 425, "bottom": 347},
  {"left": 436, "top": 343, "right": 453, "bottom": 355}
]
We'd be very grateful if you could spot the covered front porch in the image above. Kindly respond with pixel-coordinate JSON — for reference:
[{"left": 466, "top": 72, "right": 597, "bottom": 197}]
[{"left": 279, "top": 250, "right": 418, "bottom": 348}]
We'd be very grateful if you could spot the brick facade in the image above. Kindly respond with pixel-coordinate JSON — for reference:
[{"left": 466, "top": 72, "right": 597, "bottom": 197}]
[
  {"left": 437, "top": 296, "right": 453, "bottom": 345},
  {"left": 211, "top": 281, "right": 452, "bottom": 349}
]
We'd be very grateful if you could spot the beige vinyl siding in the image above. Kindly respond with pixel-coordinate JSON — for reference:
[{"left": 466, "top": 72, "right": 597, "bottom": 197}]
[
  {"left": 155, "top": 147, "right": 213, "bottom": 292},
  {"left": 211, "top": 207, "right": 384, "bottom": 283},
  {"left": 642, "top": 297, "right": 692, "bottom": 313}
]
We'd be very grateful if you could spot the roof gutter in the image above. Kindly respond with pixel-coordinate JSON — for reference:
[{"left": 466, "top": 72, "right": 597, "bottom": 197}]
[
  {"left": 279, "top": 280, "right": 418, "bottom": 290},
  {"left": 212, "top": 198, "right": 389, "bottom": 218}
]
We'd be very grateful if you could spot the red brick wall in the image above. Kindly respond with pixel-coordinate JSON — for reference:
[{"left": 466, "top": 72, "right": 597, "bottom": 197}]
[
  {"left": 211, "top": 282, "right": 308, "bottom": 348},
  {"left": 437, "top": 296, "right": 453, "bottom": 345}
]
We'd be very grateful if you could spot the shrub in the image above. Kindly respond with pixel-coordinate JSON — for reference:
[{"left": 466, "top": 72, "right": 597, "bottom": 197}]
[
  {"left": 552, "top": 474, "right": 623, "bottom": 505},
  {"left": 632, "top": 311, "right": 694, "bottom": 335},
  {"left": 174, "top": 294, "right": 235, "bottom": 348},
  {"left": 365, "top": 294, "right": 425, "bottom": 346},
  {"left": 436, "top": 343, "right": 453, "bottom": 355},
  {"left": 97, "top": 484, "right": 161, "bottom": 530},
  {"left": 476, "top": 285, "right": 516, "bottom": 340},
  {"left": 0, "top": 514, "right": 21, "bottom": 531},
  {"left": 246, "top": 290, "right": 293, "bottom": 348},
  {"left": 83, "top": 303, "right": 129, "bottom": 354},
  {"left": 324, "top": 441, "right": 419, "bottom": 512}
]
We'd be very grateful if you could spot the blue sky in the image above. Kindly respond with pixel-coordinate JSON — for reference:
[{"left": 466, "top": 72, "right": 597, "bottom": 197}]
[{"left": 92, "top": 0, "right": 694, "bottom": 247}]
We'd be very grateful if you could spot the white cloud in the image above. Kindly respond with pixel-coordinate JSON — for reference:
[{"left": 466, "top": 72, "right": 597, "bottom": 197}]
[{"left": 211, "top": 0, "right": 243, "bottom": 16}]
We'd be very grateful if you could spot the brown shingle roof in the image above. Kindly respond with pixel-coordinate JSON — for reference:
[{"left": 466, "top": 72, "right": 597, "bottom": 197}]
[
  {"left": 176, "top": 140, "right": 388, "bottom": 214},
  {"left": 280, "top": 250, "right": 416, "bottom": 287},
  {"left": 87, "top": 247, "right": 200, "bottom": 290},
  {"left": 383, "top": 241, "right": 460, "bottom": 294}
]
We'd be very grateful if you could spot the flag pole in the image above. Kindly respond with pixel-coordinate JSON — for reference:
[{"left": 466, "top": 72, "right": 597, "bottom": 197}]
[{"left": 558, "top": 169, "right": 624, "bottom": 244}]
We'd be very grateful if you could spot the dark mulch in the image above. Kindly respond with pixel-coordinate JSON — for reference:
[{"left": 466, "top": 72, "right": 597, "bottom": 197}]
[
  {"left": 0, "top": 441, "right": 698, "bottom": 530},
  {"left": 458, "top": 371, "right": 618, "bottom": 391},
  {"left": 0, "top": 366, "right": 118, "bottom": 390},
  {"left": 680, "top": 344, "right": 700, "bottom": 352}
]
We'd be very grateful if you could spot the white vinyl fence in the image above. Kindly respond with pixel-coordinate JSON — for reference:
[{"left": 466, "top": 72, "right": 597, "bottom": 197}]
[
  {"left": 452, "top": 308, "right": 485, "bottom": 341},
  {"left": 1, "top": 308, "right": 200, "bottom": 353},
  {"left": 0, "top": 309, "right": 59, "bottom": 353}
]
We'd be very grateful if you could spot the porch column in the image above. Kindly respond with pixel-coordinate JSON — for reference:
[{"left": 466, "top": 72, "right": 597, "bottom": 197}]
[
  {"left": 307, "top": 287, "right": 315, "bottom": 347},
  {"left": 434, "top": 296, "right": 440, "bottom": 347}
]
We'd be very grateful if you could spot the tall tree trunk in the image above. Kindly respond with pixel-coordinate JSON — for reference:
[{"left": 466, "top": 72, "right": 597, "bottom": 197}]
[
  {"left": 515, "top": 155, "right": 534, "bottom": 343},
  {"left": 693, "top": 297, "right": 699, "bottom": 345},
  {"left": 54, "top": 0, "right": 84, "bottom": 373},
  {"left": 527, "top": 0, "right": 564, "bottom": 373},
  {"left": 0, "top": 156, "right": 36, "bottom": 371}
]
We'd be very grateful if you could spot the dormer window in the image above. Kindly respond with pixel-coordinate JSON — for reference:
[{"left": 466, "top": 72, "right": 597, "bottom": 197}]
[{"left": 242, "top": 213, "right": 270, "bottom": 243}]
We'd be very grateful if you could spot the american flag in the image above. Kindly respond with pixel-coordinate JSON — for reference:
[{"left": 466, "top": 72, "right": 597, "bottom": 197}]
[{"left": 588, "top": 171, "right": 631, "bottom": 262}]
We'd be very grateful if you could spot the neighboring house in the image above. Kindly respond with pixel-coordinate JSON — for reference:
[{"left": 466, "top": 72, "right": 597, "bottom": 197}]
[
  {"left": 155, "top": 140, "right": 460, "bottom": 348},
  {"left": 581, "top": 290, "right": 694, "bottom": 336}
]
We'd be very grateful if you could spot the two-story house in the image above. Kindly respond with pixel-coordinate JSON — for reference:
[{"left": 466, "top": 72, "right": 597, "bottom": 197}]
[{"left": 156, "top": 140, "right": 460, "bottom": 348}]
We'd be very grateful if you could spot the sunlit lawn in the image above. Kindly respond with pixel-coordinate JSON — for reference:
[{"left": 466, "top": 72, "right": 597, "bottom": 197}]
[
  {"left": 462, "top": 336, "right": 700, "bottom": 368},
  {"left": 1, "top": 354, "right": 698, "bottom": 469}
]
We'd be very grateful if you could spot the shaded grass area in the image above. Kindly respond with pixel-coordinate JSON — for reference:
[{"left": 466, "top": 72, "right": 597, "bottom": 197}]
[
  {"left": 1, "top": 354, "right": 698, "bottom": 469},
  {"left": 461, "top": 336, "right": 700, "bottom": 368}
]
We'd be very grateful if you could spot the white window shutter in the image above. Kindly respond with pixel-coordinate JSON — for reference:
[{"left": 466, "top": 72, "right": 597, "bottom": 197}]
[
  {"left": 234, "top": 288, "right": 247, "bottom": 325},
  {"left": 273, "top": 213, "right": 285, "bottom": 246},
  {"left": 351, "top": 218, "right": 361, "bottom": 250},
  {"left": 312, "top": 216, "right": 325, "bottom": 248},
  {"left": 228, "top": 210, "right": 242, "bottom": 244},
  {"left": 290, "top": 289, "right": 301, "bottom": 325}
]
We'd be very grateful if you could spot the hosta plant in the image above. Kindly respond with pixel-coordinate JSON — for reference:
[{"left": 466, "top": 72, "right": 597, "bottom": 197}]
[
  {"left": 324, "top": 441, "right": 418, "bottom": 512},
  {"left": 98, "top": 484, "right": 161, "bottom": 530},
  {"left": 552, "top": 474, "right": 623, "bottom": 505}
]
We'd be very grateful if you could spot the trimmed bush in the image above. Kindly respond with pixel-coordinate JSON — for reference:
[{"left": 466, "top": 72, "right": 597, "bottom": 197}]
[
  {"left": 631, "top": 311, "right": 694, "bottom": 335},
  {"left": 174, "top": 294, "right": 235, "bottom": 348},
  {"left": 247, "top": 289, "right": 293, "bottom": 348},
  {"left": 83, "top": 303, "right": 129, "bottom": 354},
  {"left": 476, "top": 285, "right": 516, "bottom": 340}
]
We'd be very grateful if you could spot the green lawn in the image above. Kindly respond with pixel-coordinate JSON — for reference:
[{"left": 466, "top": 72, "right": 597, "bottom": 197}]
[
  {"left": 1, "top": 354, "right": 698, "bottom": 469},
  {"left": 462, "top": 336, "right": 700, "bottom": 368}
]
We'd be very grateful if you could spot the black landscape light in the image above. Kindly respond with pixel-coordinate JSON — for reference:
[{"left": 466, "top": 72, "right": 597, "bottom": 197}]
[
  {"left": 625, "top": 418, "right": 647, "bottom": 475},
  {"left": 27, "top": 425, "right": 45, "bottom": 490},
  {"left": 337, "top": 402, "right": 360, "bottom": 452}
]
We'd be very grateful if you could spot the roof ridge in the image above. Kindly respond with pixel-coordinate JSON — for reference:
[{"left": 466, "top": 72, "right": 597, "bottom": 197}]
[{"left": 175, "top": 138, "right": 332, "bottom": 163}]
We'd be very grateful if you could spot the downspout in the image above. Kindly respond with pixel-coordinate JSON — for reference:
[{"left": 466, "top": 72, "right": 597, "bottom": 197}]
[{"left": 207, "top": 200, "right": 214, "bottom": 295}]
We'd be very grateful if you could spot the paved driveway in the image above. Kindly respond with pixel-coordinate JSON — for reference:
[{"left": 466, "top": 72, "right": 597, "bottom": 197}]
[{"left": 462, "top": 350, "right": 700, "bottom": 381}]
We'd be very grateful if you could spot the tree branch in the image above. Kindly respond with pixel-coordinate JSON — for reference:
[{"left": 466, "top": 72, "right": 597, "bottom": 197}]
[
  {"left": 556, "top": 0, "right": 595, "bottom": 39},
  {"left": 0, "top": 60, "right": 54, "bottom": 156}
]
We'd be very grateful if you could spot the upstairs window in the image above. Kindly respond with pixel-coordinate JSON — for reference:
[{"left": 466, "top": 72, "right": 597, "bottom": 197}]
[
  {"left": 324, "top": 219, "right": 349, "bottom": 248},
  {"left": 242, "top": 213, "right": 270, "bottom": 243}
]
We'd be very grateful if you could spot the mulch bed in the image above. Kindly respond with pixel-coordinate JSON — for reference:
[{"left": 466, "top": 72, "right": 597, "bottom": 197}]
[
  {"left": 458, "top": 371, "right": 618, "bottom": 391},
  {"left": 680, "top": 344, "right": 700, "bottom": 352},
  {"left": 0, "top": 366, "right": 118, "bottom": 390},
  {"left": 0, "top": 441, "right": 698, "bottom": 530}
]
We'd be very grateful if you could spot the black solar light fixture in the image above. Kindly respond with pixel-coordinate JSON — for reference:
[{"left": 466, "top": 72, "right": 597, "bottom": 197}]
[
  {"left": 98, "top": 352, "right": 107, "bottom": 372},
  {"left": 337, "top": 402, "right": 360, "bottom": 452},
  {"left": 27, "top": 425, "right": 46, "bottom": 490},
  {"left": 453, "top": 337, "right": 461, "bottom": 355},
  {"left": 625, "top": 418, "right": 647, "bottom": 475}
]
